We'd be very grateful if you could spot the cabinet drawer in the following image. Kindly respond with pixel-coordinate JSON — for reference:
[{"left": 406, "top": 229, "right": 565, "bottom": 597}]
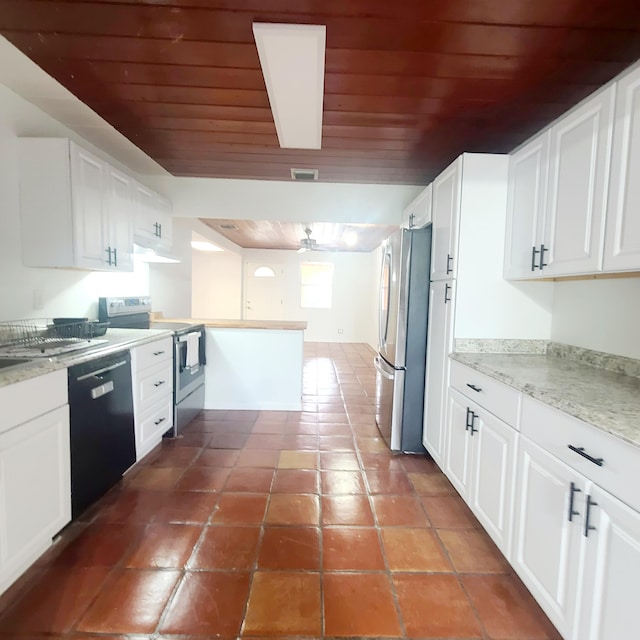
[
  {"left": 521, "top": 395, "right": 640, "bottom": 512},
  {"left": 0, "top": 369, "right": 68, "bottom": 434},
  {"left": 133, "top": 336, "right": 173, "bottom": 370},
  {"left": 450, "top": 360, "right": 520, "bottom": 426},
  {"left": 136, "top": 360, "right": 173, "bottom": 410},
  {"left": 137, "top": 396, "right": 173, "bottom": 450}
]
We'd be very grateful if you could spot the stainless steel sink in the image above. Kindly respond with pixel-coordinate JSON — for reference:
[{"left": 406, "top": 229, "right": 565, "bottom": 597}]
[{"left": 0, "top": 357, "right": 33, "bottom": 370}]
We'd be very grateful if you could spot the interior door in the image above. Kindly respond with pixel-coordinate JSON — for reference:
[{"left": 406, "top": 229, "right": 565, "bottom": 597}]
[{"left": 245, "top": 262, "right": 284, "bottom": 320}]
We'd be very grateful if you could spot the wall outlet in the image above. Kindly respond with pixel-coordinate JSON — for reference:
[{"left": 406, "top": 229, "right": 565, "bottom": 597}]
[{"left": 337, "top": 328, "right": 343, "bottom": 334}]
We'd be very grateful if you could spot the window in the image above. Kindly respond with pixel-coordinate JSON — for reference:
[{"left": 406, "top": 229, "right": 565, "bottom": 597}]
[
  {"left": 300, "top": 262, "right": 334, "bottom": 309},
  {"left": 253, "top": 266, "right": 276, "bottom": 278}
]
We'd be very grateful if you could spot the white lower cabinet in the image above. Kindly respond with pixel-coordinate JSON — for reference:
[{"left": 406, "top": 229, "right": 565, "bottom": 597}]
[
  {"left": 445, "top": 387, "right": 517, "bottom": 556},
  {"left": 513, "top": 435, "right": 640, "bottom": 640},
  {"left": 131, "top": 336, "right": 174, "bottom": 460},
  {"left": 0, "top": 369, "right": 71, "bottom": 596},
  {"left": 512, "top": 437, "right": 584, "bottom": 639},
  {"left": 576, "top": 485, "right": 640, "bottom": 640}
]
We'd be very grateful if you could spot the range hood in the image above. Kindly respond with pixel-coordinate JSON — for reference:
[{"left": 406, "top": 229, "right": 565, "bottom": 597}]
[{"left": 132, "top": 243, "right": 180, "bottom": 264}]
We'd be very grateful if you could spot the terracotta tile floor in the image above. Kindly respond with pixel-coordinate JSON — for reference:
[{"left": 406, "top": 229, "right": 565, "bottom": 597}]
[{"left": 0, "top": 342, "right": 561, "bottom": 639}]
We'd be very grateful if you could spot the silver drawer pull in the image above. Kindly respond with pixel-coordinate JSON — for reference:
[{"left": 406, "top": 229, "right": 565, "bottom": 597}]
[
  {"left": 153, "top": 380, "right": 166, "bottom": 387},
  {"left": 153, "top": 350, "right": 165, "bottom": 356},
  {"left": 154, "top": 416, "right": 166, "bottom": 426}
]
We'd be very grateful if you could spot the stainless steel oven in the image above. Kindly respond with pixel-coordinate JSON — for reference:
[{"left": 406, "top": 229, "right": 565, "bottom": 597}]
[
  {"left": 98, "top": 296, "right": 207, "bottom": 435},
  {"left": 172, "top": 324, "right": 206, "bottom": 432}
]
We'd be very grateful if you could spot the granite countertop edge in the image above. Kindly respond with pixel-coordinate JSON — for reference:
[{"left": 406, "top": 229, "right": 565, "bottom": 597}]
[
  {"left": 153, "top": 317, "right": 308, "bottom": 331},
  {"left": 450, "top": 351, "right": 640, "bottom": 449},
  {"left": 0, "top": 329, "right": 174, "bottom": 389}
]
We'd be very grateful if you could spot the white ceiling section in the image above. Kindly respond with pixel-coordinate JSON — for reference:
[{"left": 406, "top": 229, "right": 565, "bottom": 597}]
[
  {"left": 0, "top": 36, "right": 167, "bottom": 177},
  {"left": 252, "top": 23, "right": 326, "bottom": 150}
]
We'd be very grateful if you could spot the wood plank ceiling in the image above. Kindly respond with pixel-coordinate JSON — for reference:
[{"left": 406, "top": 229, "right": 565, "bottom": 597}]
[
  {"left": 200, "top": 220, "right": 398, "bottom": 252},
  {"left": 1, "top": 0, "right": 640, "bottom": 184}
]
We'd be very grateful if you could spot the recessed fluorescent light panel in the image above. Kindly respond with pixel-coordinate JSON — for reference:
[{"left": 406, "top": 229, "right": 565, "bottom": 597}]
[
  {"left": 191, "top": 240, "right": 223, "bottom": 252},
  {"left": 252, "top": 23, "right": 326, "bottom": 149}
]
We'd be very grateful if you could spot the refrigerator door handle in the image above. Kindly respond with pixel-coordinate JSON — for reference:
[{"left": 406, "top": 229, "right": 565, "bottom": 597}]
[
  {"left": 374, "top": 356, "right": 395, "bottom": 380},
  {"left": 379, "top": 249, "right": 392, "bottom": 349}
]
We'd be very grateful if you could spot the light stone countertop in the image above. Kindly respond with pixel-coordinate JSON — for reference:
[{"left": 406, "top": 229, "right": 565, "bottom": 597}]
[
  {"left": 450, "top": 350, "right": 640, "bottom": 448},
  {"left": 0, "top": 328, "right": 173, "bottom": 389},
  {"left": 153, "top": 317, "right": 308, "bottom": 331}
]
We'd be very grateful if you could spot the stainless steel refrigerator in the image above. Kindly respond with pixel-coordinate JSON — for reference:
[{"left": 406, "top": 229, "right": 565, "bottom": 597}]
[{"left": 374, "top": 226, "right": 431, "bottom": 452}]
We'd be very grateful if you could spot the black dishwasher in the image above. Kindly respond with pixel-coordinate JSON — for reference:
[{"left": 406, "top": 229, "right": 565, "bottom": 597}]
[{"left": 68, "top": 350, "right": 136, "bottom": 518}]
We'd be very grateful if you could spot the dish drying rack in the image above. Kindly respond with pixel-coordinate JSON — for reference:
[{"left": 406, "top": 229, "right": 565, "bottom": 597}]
[{"left": 0, "top": 318, "right": 109, "bottom": 354}]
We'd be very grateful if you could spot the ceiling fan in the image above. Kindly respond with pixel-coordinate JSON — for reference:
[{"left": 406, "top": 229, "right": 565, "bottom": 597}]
[{"left": 298, "top": 226, "right": 336, "bottom": 252}]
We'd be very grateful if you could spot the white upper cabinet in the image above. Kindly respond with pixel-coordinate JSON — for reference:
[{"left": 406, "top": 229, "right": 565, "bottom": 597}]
[
  {"left": 503, "top": 133, "right": 549, "bottom": 280},
  {"left": 604, "top": 64, "right": 640, "bottom": 271},
  {"left": 430, "top": 157, "right": 462, "bottom": 280},
  {"left": 401, "top": 184, "right": 432, "bottom": 229},
  {"left": 19, "top": 139, "right": 134, "bottom": 271},
  {"left": 505, "top": 84, "right": 617, "bottom": 279},
  {"left": 543, "top": 85, "right": 615, "bottom": 276},
  {"left": 104, "top": 165, "right": 134, "bottom": 271},
  {"left": 70, "top": 144, "right": 109, "bottom": 269},
  {"left": 133, "top": 181, "right": 173, "bottom": 250}
]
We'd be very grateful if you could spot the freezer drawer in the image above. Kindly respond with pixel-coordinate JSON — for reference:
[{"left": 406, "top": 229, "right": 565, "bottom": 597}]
[{"left": 374, "top": 355, "right": 404, "bottom": 451}]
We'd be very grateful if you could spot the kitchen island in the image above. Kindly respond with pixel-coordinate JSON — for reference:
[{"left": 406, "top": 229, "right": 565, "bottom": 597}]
[{"left": 152, "top": 318, "right": 307, "bottom": 411}]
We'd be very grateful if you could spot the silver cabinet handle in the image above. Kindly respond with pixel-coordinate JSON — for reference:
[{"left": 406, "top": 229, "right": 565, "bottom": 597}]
[
  {"left": 90, "top": 380, "right": 114, "bottom": 400},
  {"left": 154, "top": 416, "right": 167, "bottom": 426},
  {"left": 77, "top": 359, "right": 127, "bottom": 381},
  {"left": 153, "top": 350, "right": 165, "bottom": 356}
]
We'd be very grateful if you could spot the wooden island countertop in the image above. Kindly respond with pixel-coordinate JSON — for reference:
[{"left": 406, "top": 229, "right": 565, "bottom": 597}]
[{"left": 151, "top": 317, "right": 307, "bottom": 331}]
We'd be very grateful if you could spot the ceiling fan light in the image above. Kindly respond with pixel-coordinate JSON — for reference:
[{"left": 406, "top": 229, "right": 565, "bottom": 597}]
[
  {"left": 343, "top": 230, "right": 358, "bottom": 246},
  {"left": 253, "top": 23, "right": 326, "bottom": 149}
]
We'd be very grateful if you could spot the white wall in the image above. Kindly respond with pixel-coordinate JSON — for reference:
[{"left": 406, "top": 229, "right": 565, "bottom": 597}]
[
  {"left": 148, "top": 217, "right": 193, "bottom": 318},
  {"left": 239, "top": 249, "right": 378, "bottom": 343},
  {"left": 192, "top": 250, "right": 243, "bottom": 319},
  {"left": 551, "top": 278, "right": 640, "bottom": 359},
  {"left": 0, "top": 83, "right": 151, "bottom": 321},
  {"left": 150, "top": 176, "right": 421, "bottom": 225},
  {"left": 368, "top": 245, "right": 383, "bottom": 350},
  {"left": 455, "top": 155, "right": 554, "bottom": 340}
]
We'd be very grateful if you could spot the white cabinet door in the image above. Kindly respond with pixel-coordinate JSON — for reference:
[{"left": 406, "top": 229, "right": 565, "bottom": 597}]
[
  {"left": 503, "top": 133, "right": 549, "bottom": 279},
  {"left": 543, "top": 86, "right": 615, "bottom": 276},
  {"left": 402, "top": 184, "right": 432, "bottom": 229},
  {"left": 604, "top": 65, "right": 640, "bottom": 271},
  {"left": 444, "top": 388, "right": 474, "bottom": 500},
  {"left": 431, "top": 158, "right": 461, "bottom": 280},
  {"left": 104, "top": 166, "right": 134, "bottom": 271},
  {"left": 0, "top": 405, "right": 71, "bottom": 595},
  {"left": 576, "top": 485, "right": 640, "bottom": 640},
  {"left": 155, "top": 193, "right": 173, "bottom": 249},
  {"left": 70, "top": 143, "right": 108, "bottom": 269},
  {"left": 422, "top": 279, "right": 455, "bottom": 463},
  {"left": 133, "top": 182, "right": 172, "bottom": 249},
  {"left": 471, "top": 408, "right": 517, "bottom": 556},
  {"left": 512, "top": 437, "right": 584, "bottom": 639},
  {"left": 133, "top": 181, "right": 158, "bottom": 245}
]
